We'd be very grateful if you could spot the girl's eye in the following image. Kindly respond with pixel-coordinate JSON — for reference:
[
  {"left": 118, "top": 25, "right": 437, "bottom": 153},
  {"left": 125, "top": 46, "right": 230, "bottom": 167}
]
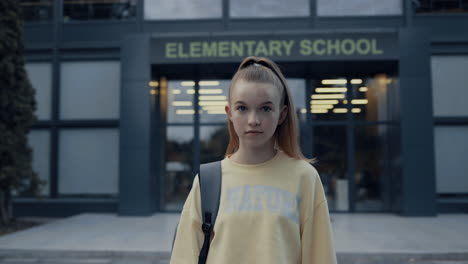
[
  {"left": 237, "top": 106, "right": 247, "bottom": 112},
  {"left": 261, "top": 106, "right": 272, "bottom": 112}
]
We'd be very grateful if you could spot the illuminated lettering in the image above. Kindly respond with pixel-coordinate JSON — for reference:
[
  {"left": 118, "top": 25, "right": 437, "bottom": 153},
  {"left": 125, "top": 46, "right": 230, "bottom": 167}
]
[
  {"left": 327, "top": 39, "right": 340, "bottom": 55},
  {"left": 282, "top": 40, "right": 295, "bottom": 56},
  {"left": 202, "top": 41, "right": 217, "bottom": 57},
  {"left": 255, "top": 41, "right": 269, "bottom": 56},
  {"left": 341, "top": 38, "right": 355, "bottom": 55},
  {"left": 189, "top": 42, "right": 201, "bottom": 58},
  {"left": 269, "top": 40, "right": 283, "bottom": 56},
  {"left": 165, "top": 42, "right": 177, "bottom": 58},
  {"left": 371, "top": 38, "right": 383, "bottom": 55},
  {"left": 314, "top": 39, "right": 326, "bottom": 55},
  {"left": 356, "top": 39, "right": 371, "bottom": 55},
  {"left": 299, "top": 39, "right": 313, "bottom": 55}
]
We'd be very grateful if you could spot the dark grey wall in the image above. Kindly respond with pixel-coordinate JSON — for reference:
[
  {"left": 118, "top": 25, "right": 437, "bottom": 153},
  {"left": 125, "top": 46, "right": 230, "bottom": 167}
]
[
  {"left": 118, "top": 34, "right": 158, "bottom": 215},
  {"left": 398, "top": 27, "right": 437, "bottom": 216}
]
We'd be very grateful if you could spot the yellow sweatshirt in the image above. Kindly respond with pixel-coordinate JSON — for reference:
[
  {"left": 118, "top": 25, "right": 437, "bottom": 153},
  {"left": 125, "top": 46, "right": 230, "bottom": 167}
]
[{"left": 170, "top": 150, "right": 337, "bottom": 264}]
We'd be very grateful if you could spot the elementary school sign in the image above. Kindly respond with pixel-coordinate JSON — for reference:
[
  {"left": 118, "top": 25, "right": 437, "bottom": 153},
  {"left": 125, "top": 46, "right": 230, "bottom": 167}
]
[{"left": 151, "top": 32, "right": 398, "bottom": 64}]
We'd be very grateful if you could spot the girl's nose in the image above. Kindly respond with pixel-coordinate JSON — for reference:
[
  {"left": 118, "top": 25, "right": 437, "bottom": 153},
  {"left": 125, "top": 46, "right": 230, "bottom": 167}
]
[{"left": 248, "top": 113, "right": 260, "bottom": 126}]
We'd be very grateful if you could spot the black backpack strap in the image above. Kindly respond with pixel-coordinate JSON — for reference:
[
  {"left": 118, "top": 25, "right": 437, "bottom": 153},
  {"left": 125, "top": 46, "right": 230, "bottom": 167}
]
[{"left": 198, "top": 161, "right": 222, "bottom": 264}]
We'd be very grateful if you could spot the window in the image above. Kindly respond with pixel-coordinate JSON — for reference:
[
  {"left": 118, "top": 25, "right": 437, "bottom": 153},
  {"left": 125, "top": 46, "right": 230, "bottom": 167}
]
[
  {"left": 60, "top": 61, "right": 120, "bottom": 120},
  {"left": 317, "top": 0, "right": 402, "bottom": 16},
  {"left": 63, "top": 0, "right": 137, "bottom": 22},
  {"left": 59, "top": 129, "right": 119, "bottom": 195},
  {"left": 415, "top": 0, "right": 468, "bottom": 13},
  {"left": 145, "top": 0, "right": 221, "bottom": 20},
  {"left": 230, "top": 0, "right": 309, "bottom": 18},
  {"left": 21, "top": 0, "right": 53, "bottom": 22},
  {"left": 25, "top": 63, "right": 52, "bottom": 120}
]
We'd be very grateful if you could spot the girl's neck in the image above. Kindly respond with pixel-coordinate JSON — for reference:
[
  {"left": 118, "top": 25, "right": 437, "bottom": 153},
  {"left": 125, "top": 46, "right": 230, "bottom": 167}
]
[{"left": 229, "top": 141, "right": 278, "bottom": 165}]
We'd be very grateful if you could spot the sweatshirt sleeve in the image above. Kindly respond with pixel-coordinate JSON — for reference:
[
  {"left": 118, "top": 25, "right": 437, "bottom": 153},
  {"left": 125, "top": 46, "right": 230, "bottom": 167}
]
[
  {"left": 170, "top": 175, "right": 204, "bottom": 264},
  {"left": 301, "top": 198, "right": 337, "bottom": 264}
]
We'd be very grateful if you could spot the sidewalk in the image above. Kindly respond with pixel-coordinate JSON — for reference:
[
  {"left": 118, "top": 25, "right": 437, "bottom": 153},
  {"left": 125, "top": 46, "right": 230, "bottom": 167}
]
[{"left": 0, "top": 213, "right": 467, "bottom": 263}]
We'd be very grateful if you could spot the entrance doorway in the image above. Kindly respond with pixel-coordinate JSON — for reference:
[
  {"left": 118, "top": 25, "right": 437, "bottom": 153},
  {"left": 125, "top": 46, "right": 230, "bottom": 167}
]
[{"left": 154, "top": 63, "right": 400, "bottom": 213}]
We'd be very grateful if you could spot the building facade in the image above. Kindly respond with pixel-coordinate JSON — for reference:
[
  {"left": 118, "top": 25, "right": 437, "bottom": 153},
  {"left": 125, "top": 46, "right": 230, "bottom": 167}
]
[{"left": 17, "top": 0, "right": 468, "bottom": 217}]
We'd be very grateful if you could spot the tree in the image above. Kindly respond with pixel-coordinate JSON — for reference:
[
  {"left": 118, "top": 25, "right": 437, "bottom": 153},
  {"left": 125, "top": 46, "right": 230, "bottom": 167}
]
[{"left": 0, "top": 0, "right": 44, "bottom": 225}]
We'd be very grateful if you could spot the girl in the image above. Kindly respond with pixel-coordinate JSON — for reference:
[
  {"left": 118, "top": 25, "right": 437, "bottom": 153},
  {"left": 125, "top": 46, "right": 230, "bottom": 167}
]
[{"left": 170, "top": 56, "right": 337, "bottom": 264}]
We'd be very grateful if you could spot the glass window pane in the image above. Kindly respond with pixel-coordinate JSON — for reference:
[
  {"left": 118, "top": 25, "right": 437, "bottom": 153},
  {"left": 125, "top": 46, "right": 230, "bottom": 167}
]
[
  {"left": 200, "top": 125, "right": 229, "bottom": 164},
  {"left": 167, "top": 80, "right": 194, "bottom": 123},
  {"left": 164, "top": 126, "right": 194, "bottom": 210},
  {"left": 63, "top": 0, "right": 137, "bottom": 22},
  {"left": 354, "top": 125, "right": 387, "bottom": 211},
  {"left": 145, "top": 0, "right": 221, "bottom": 20},
  {"left": 313, "top": 126, "right": 347, "bottom": 211},
  {"left": 416, "top": 0, "right": 468, "bottom": 13},
  {"left": 25, "top": 63, "right": 52, "bottom": 120},
  {"left": 287, "top": 79, "right": 307, "bottom": 122},
  {"left": 310, "top": 78, "right": 348, "bottom": 121},
  {"left": 317, "top": 0, "right": 402, "bottom": 16},
  {"left": 352, "top": 75, "right": 392, "bottom": 121},
  {"left": 230, "top": 0, "right": 309, "bottom": 18},
  {"left": 434, "top": 126, "right": 468, "bottom": 193},
  {"left": 20, "top": 0, "right": 53, "bottom": 22},
  {"left": 59, "top": 129, "right": 119, "bottom": 195},
  {"left": 431, "top": 56, "right": 468, "bottom": 117},
  {"left": 199, "top": 80, "right": 229, "bottom": 123},
  {"left": 60, "top": 61, "right": 120, "bottom": 120},
  {"left": 27, "top": 129, "right": 50, "bottom": 196}
]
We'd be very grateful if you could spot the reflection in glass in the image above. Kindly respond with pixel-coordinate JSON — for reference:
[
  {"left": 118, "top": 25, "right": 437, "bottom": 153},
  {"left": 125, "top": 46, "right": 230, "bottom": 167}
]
[
  {"left": 164, "top": 126, "right": 193, "bottom": 210},
  {"left": 63, "top": 0, "right": 137, "bottom": 21},
  {"left": 145, "top": 0, "right": 221, "bottom": 20},
  {"left": 200, "top": 126, "right": 229, "bottom": 164},
  {"left": 311, "top": 78, "right": 348, "bottom": 121},
  {"left": 354, "top": 125, "right": 387, "bottom": 211},
  {"left": 230, "top": 0, "right": 309, "bottom": 18},
  {"left": 167, "top": 80, "right": 195, "bottom": 123},
  {"left": 415, "top": 0, "right": 468, "bottom": 13},
  {"left": 352, "top": 75, "right": 392, "bottom": 121},
  {"left": 312, "top": 126, "right": 347, "bottom": 211},
  {"left": 199, "top": 80, "right": 229, "bottom": 123},
  {"left": 20, "top": 0, "right": 53, "bottom": 22},
  {"left": 287, "top": 79, "right": 307, "bottom": 123}
]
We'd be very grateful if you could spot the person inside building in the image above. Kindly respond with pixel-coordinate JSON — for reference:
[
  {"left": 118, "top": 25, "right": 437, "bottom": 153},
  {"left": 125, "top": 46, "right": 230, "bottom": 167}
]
[{"left": 170, "top": 56, "right": 337, "bottom": 264}]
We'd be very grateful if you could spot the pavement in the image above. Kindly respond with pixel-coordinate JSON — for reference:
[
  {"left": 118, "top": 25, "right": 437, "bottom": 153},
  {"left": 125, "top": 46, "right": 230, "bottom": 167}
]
[{"left": 0, "top": 213, "right": 467, "bottom": 263}]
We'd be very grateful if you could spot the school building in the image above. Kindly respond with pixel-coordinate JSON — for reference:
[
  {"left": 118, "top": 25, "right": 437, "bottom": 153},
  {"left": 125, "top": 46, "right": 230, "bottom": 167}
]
[{"left": 18, "top": 0, "right": 468, "bottom": 217}]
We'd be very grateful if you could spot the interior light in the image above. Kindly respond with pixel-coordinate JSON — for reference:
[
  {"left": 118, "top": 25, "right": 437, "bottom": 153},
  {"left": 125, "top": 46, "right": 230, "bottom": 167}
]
[
  {"left": 172, "top": 89, "right": 181, "bottom": 94},
  {"left": 172, "top": 101, "right": 192, "bottom": 107},
  {"left": 351, "top": 79, "right": 363, "bottom": 84},
  {"left": 202, "top": 106, "right": 226, "bottom": 111},
  {"left": 321, "top": 79, "right": 347, "bottom": 85},
  {"left": 310, "top": 100, "right": 339, "bottom": 105},
  {"left": 359, "top": 87, "right": 368, "bottom": 92},
  {"left": 315, "top": 87, "right": 347, "bottom": 93},
  {"left": 200, "top": 89, "right": 223, "bottom": 94},
  {"left": 199, "top": 96, "right": 226, "bottom": 100},
  {"left": 207, "top": 110, "right": 226, "bottom": 115},
  {"left": 311, "top": 109, "right": 328, "bottom": 114},
  {"left": 333, "top": 108, "right": 348, "bottom": 113},
  {"left": 181, "top": 81, "right": 195, "bottom": 87},
  {"left": 311, "top": 104, "right": 334, "bottom": 109},
  {"left": 343, "top": 100, "right": 348, "bottom": 104},
  {"left": 150, "top": 90, "right": 157, "bottom": 95},
  {"left": 352, "top": 108, "right": 362, "bottom": 113},
  {"left": 311, "top": 94, "right": 345, "bottom": 99},
  {"left": 176, "top": 109, "right": 195, "bottom": 115},
  {"left": 199, "top": 81, "right": 220, "bottom": 86},
  {"left": 149, "top": 81, "right": 159, "bottom": 87},
  {"left": 187, "top": 89, "right": 195, "bottom": 94},
  {"left": 199, "top": 101, "right": 228, "bottom": 106},
  {"left": 300, "top": 108, "right": 307, "bottom": 114},
  {"left": 351, "top": 99, "right": 368, "bottom": 104}
]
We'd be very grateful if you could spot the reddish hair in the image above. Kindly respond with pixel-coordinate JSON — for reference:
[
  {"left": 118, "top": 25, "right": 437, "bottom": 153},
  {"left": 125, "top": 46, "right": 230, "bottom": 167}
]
[{"left": 225, "top": 56, "right": 313, "bottom": 163}]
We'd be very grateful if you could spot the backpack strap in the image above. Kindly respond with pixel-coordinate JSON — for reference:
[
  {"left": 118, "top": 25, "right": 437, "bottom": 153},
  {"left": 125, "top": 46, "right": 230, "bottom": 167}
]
[{"left": 198, "top": 161, "right": 222, "bottom": 264}]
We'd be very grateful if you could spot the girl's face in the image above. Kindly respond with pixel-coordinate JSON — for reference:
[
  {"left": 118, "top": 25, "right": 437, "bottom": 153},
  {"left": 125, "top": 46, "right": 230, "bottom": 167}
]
[{"left": 225, "top": 80, "right": 288, "bottom": 150}]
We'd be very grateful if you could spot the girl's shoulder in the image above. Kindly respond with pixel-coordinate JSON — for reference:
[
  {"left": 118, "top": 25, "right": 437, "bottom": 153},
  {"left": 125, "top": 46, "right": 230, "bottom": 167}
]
[{"left": 278, "top": 151, "right": 320, "bottom": 181}]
